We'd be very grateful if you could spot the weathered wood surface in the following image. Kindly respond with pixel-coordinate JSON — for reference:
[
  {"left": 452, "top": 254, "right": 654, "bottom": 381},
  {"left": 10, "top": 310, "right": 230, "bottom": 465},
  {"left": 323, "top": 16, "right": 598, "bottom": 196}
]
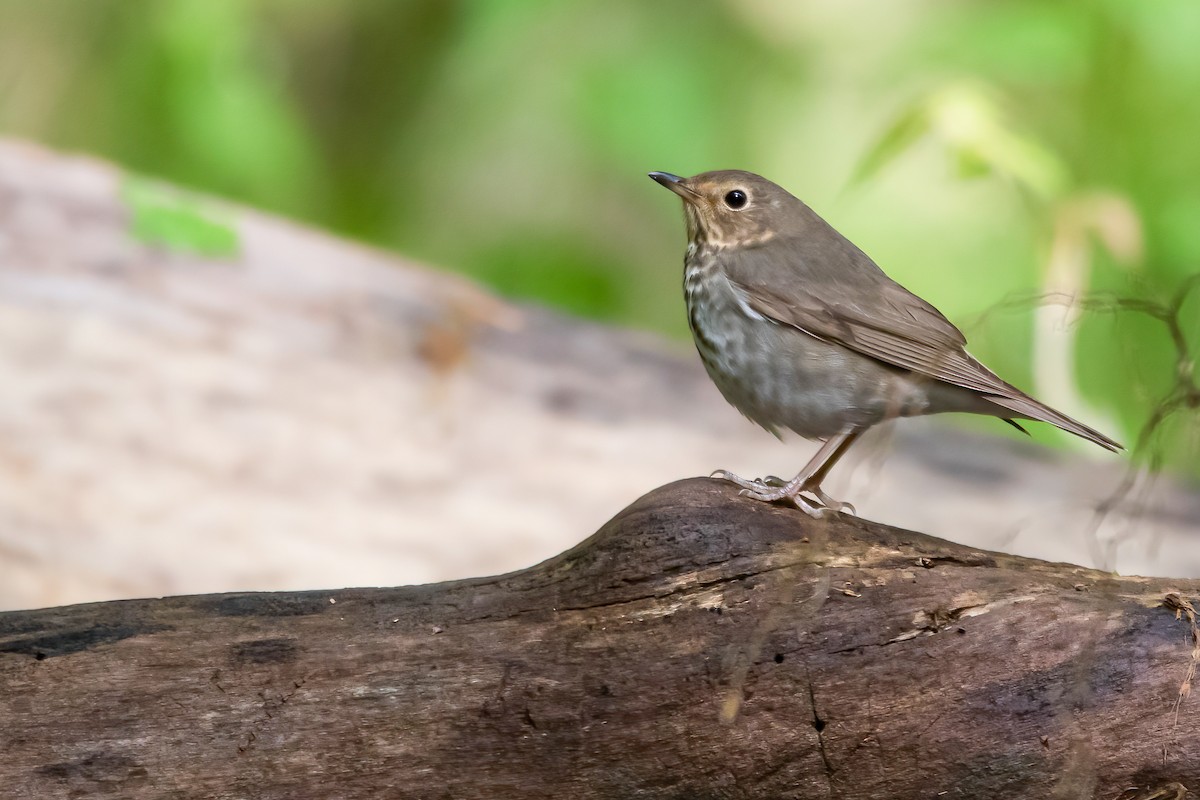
[
  {"left": 2, "top": 478, "right": 1197, "bottom": 799},
  {"left": 2, "top": 138, "right": 1197, "bottom": 612}
]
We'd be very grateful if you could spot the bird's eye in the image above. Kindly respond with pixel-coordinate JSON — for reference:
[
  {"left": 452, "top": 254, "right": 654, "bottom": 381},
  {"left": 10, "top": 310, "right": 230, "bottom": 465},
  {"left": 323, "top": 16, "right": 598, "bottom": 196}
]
[{"left": 724, "top": 190, "right": 748, "bottom": 210}]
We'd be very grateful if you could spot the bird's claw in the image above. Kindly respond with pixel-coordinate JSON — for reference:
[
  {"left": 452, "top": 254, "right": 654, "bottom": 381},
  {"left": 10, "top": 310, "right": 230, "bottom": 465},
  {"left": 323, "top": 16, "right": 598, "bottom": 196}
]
[
  {"left": 791, "top": 494, "right": 831, "bottom": 518},
  {"left": 711, "top": 469, "right": 767, "bottom": 492},
  {"left": 735, "top": 486, "right": 823, "bottom": 516},
  {"left": 712, "top": 470, "right": 787, "bottom": 491},
  {"left": 736, "top": 486, "right": 781, "bottom": 501},
  {"left": 716, "top": 468, "right": 855, "bottom": 518},
  {"left": 811, "top": 488, "right": 856, "bottom": 516}
]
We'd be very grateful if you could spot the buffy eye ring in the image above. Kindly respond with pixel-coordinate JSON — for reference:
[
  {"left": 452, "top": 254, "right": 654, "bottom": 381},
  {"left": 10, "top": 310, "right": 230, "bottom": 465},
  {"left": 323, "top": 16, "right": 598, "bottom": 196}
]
[{"left": 724, "top": 190, "right": 748, "bottom": 210}]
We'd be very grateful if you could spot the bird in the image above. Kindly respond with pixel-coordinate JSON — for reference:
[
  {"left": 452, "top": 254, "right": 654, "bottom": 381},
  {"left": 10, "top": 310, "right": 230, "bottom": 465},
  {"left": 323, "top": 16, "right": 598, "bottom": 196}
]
[{"left": 649, "top": 169, "right": 1122, "bottom": 518}]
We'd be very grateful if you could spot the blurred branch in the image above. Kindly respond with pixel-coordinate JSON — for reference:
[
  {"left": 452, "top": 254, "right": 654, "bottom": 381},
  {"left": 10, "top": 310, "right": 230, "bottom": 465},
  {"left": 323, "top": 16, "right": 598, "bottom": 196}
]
[
  {"left": 1076, "top": 276, "right": 1200, "bottom": 553},
  {"left": 1047, "top": 274, "right": 1198, "bottom": 460},
  {"left": 977, "top": 275, "right": 1199, "bottom": 459},
  {"left": 974, "top": 276, "right": 1199, "bottom": 565}
]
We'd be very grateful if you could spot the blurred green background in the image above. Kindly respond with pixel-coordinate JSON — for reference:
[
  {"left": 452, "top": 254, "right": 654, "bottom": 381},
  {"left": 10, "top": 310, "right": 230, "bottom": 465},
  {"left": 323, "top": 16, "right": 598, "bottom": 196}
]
[{"left": 1, "top": 0, "right": 1197, "bottom": 473}]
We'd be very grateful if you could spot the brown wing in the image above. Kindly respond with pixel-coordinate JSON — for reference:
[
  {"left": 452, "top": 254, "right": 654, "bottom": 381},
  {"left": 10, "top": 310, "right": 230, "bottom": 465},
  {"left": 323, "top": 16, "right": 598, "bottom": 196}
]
[
  {"left": 734, "top": 276, "right": 1011, "bottom": 395},
  {"left": 721, "top": 234, "right": 1122, "bottom": 451}
]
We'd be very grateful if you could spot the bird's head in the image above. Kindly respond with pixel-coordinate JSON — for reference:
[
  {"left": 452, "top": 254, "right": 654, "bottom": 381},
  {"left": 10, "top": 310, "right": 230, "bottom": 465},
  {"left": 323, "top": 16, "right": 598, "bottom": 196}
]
[{"left": 649, "top": 169, "right": 805, "bottom": 249}]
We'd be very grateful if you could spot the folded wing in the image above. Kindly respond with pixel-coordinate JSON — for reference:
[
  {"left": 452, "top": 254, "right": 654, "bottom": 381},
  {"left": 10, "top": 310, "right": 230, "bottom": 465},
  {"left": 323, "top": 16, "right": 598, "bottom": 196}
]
[{"left": 722, "top": 235, "right": 1122, "bottom": 452}]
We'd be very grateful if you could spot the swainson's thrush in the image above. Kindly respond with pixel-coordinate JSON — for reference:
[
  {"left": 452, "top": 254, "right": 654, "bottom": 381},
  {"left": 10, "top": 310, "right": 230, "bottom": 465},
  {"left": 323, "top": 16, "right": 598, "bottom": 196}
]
[{"left": 650, "top": 170, "right": 1121, "bottom": 517}]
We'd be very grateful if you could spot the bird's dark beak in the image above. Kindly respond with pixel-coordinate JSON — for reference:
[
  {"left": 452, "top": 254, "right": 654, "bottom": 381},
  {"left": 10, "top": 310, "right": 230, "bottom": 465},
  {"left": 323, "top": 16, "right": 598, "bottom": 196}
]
[{"left": 649, "top": 171, "right": 699, "bottom": 201}]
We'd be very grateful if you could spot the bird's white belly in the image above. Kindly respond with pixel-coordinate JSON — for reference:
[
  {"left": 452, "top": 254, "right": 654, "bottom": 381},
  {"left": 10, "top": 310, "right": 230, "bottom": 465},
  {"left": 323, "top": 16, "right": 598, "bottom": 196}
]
[{"left": 684, "top": 265, "right": 921, "bottom": 439}]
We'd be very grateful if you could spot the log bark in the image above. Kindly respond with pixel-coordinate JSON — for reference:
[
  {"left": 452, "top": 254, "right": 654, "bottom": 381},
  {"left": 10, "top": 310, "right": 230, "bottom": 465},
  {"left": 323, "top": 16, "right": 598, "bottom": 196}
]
[{"left": 2, "top": 478, "right": 1197, "bottom": 799}]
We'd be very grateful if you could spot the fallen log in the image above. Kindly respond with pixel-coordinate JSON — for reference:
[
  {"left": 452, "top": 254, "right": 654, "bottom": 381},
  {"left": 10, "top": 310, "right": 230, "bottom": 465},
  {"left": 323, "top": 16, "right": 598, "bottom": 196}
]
[{"left": 2, "top": 478, "right": 1197, "bottom": 798}]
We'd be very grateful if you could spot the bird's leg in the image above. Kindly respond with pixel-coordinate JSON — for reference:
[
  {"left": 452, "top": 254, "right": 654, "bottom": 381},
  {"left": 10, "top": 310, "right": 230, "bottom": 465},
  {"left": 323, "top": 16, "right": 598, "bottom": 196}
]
[
  {"left": 714, "top": 430, "right": 862, "bottom": 517},
  {"left": 796, "top": 430, "right": 860, "bottom": 514}
]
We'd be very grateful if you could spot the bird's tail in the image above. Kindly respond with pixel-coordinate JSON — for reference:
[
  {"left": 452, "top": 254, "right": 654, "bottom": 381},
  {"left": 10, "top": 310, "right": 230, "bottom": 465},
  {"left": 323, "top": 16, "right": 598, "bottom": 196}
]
[{"left": 987, "top": 394, "right": 1123, "bottom": 453}]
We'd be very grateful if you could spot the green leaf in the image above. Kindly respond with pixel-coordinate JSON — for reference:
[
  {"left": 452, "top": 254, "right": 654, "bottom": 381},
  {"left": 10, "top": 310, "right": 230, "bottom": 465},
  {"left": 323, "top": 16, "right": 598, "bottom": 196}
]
[
  {"left": 952, "top": 147, "right": 992, "bottom": 179},
  {"left": 122, "top": 179, "right": 239, "bottom": 258},
  {"left": 927, "top": 83, "right": 1069, "bottom": 201},
  {"left": 850, "top": 103, "right": 930, "bottom": 186}
]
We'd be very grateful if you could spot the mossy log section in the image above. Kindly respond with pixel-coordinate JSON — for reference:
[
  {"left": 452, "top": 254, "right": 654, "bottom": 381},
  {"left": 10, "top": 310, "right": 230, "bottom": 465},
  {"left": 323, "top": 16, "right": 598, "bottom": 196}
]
[{"left": 2, "top": 478, "right": 1197, "bottom": 799}]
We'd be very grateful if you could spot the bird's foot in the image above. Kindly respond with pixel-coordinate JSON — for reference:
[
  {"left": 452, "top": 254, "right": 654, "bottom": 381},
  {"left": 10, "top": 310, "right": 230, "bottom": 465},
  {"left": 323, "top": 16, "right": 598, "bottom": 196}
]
[
  {"left": 709, "top": 469, "right": 774, "bottom": 493},
  {"left": 710, "top": 469, "right": 852, "bottom": 519},
  {"left": 740, "top": 474, "right": 855, "bottom": 514},
  {"left": 810, "top": 487, "right": 856, "bottom": 516}
]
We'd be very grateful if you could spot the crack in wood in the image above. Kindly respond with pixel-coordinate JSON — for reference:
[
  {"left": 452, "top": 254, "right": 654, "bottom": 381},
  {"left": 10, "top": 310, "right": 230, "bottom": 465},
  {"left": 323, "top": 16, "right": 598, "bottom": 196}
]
[{"left": 805, "top": 663, "right": 835, "bottom": 795}]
